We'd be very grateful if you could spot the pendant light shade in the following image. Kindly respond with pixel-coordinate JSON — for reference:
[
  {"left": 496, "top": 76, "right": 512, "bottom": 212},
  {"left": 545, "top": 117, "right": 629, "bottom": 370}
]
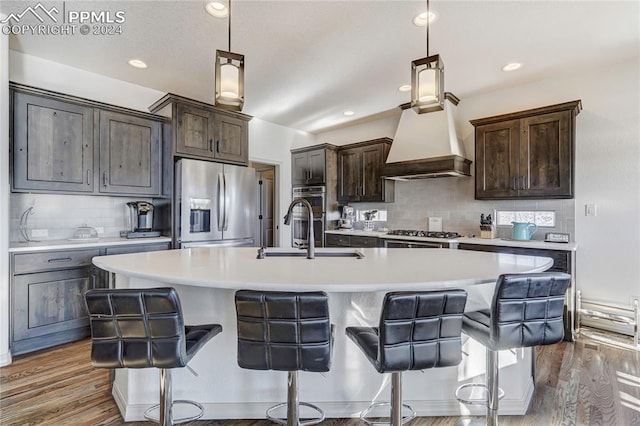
[
  {"left": 410, "top": 0, "right": 445, "bottom": 114},
  {"left": 411, "top": 54, "right": 444, "bottom": 114},
  {"left": 214, "top": 0, "right": 244, "bottom": 111},
  {"left": 215, "top": 50, "right": 244, "bottom": 110}
]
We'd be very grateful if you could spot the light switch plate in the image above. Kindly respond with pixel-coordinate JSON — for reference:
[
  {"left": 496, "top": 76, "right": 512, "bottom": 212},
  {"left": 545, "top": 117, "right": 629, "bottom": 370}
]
[{"left": 428, "top": 217, "right": 443, "bottom": 232}]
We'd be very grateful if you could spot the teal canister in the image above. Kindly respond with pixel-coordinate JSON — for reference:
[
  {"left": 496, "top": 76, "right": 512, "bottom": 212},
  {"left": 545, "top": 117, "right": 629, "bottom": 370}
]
[{"left": 511, "top": 222, "right": 537, "bottom": 240}]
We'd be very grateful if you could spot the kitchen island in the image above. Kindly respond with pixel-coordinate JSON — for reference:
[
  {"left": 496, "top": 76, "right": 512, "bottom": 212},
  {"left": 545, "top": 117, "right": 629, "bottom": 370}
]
[{"left": 93, "top": 247, "right": 553, "bottom": 421}]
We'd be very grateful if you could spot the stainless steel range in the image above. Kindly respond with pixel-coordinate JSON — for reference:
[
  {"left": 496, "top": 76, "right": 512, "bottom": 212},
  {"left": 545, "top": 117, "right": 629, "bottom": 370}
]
[{"left": 383, "top": 229, "right": 461, "bottom": 249}]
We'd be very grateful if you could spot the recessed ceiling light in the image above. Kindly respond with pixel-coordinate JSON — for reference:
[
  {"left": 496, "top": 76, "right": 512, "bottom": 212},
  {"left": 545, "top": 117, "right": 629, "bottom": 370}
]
[
  {"left": 343, "top": 111, "right": 355, "bottom": 116},
  {"left": 413, "top": 10, "right": 438, "bottom": 26},
  {"left": 502, "top": 62, "right": 523, "bottom": 72},
  {"left": 128, "top": 59, "right": 147, "bottom": 69},
  {"left": 205, "top": 1, "right": 229, "bottom": 18},
  {"left": 398, "top": 85, "right": 412, "bottom": 92}
]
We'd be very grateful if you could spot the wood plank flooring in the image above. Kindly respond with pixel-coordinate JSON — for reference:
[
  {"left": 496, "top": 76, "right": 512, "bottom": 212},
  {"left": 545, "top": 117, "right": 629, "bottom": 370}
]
[{"left": 1, "top": 338, "right": 639, "bottom": 425}]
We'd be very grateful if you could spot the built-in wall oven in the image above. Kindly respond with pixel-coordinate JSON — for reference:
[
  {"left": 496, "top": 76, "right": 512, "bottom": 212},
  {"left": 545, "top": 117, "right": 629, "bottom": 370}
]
[{"left": 291, "top": 186, "right": 325, "bottom": 248}]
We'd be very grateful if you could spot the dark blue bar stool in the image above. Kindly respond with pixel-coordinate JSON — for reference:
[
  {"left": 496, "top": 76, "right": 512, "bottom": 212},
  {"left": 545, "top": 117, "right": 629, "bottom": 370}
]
[
  {"left": 84, "top": 287, "right": 222, "bottom": 426},
  {"left": 455, "top": 272, "right": 571, "bottom": 426},
  {"left": 235, "top": 290, "right": 332, "bottom": 426},
  {"left": 346, "top": 290, "right": 468, "bottom": 426}
]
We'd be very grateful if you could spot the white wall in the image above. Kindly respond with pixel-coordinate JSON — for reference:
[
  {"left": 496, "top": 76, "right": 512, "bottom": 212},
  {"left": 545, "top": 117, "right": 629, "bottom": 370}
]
[
  {"left": 249, "top": 118, "right": 316, "bottom": 247},
  {"left": 313, "top": 112, "right": 400, "bottom": 147},
  {"left": 0, "top": 14, "right": 11, "bottom": 366},
  {"left": 315, "top": 57, "right": 640, "bottom": 308},
  {"left": 9, "top": 51, "right": 165, "bottom": 112}
]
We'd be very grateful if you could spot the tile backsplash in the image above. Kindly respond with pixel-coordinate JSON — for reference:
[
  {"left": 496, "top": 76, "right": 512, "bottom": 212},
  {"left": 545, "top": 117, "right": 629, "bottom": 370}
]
[
  {"left": 345, "top": 178, "right": 575, "bottom": 240},
  {"left": 10, "top": 193, "right": 154, "bottom": 242}
]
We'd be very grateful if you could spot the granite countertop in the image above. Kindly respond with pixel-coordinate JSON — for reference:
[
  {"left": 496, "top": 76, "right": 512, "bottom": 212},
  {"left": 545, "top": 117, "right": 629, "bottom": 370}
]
[
  {"left": 325, "top": 229, "right": 577, "bottom": 251},
  {"left": 9, "top": 236, "right": 172, "bottom": 253},
  {"left": 93, "top": 246, "right": 553, "bottom": 293}
]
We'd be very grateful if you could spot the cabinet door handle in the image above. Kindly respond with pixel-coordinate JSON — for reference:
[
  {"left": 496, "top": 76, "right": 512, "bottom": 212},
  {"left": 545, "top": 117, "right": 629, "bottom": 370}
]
[
  {"left": 86, "top": 169, "right": 91, "bottom": 185},
  {"left": 209, "top": 139, "right": 213, "bottom": 152},
  {"left": 47, "top": 257, "right": 72, "bottom": 263},
  {"left": 103, "top": 172, "right": 108, "bottom": 186},
  {"left": 521, "top": 175, "right": 527, "bottom": 190},
  {"left": 512, "top": 176, "right": 517, "bottom": 190},
  {"left": 216, "top": 140, "right": 220, "bottom": 153}
]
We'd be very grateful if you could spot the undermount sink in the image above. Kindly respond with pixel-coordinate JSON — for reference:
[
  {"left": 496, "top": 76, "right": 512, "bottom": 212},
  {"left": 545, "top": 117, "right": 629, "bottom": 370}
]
[{"left": 257, "top": 247, "right": 365, "bottom": 259}]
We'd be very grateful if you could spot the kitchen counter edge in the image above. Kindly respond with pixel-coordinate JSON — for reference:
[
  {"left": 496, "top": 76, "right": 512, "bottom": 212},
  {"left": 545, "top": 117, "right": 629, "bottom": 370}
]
[
  {"left": 325, "top": 229, "right": 577, "bottom": 251},
  {"left": 9, "top": 236, "right": 172, "bottom": 253}
]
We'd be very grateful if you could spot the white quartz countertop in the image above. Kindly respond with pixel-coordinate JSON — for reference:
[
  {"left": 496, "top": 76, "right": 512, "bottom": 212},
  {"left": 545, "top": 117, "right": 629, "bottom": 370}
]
[
  {"left": 93, "top": 246, "right": 553, "bottom": 292},
  {"left": 9, "top": 236, "right": 171, "bottom": 253},
  {"left": 325, "top": 229, "right": 577, "bottom": 251}
]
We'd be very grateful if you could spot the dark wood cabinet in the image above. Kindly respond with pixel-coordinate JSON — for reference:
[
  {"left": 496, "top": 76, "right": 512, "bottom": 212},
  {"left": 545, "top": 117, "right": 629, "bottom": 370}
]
[
  {"left": 150, "top": 93, "right": 251, "bottom": 166},
  {"left": 10, "top": 84, "right": 165, "bottom": 197},
  {"left": 12, "top": 91, "right": 94, "bottom": 193},
  {"left": 337, "top": 138, "right": 394, "bottom": 203},
  {"left": 325, "top": 233, "right": 379, "bottom": 248},
  {"left": 291, "top": 146, "right": 332, "bottom": 186},
  {"left": 472, "top": 101, "right": 581, "bottom": 199},
  {"left": 10, "top": 248, "right": 102, "bottom": 356},
  {"left": 98, "top": 110, "right": 161, "bottom": 195},
  {"left": 10, "top": 242, "right": 171, "bottom": 355}
]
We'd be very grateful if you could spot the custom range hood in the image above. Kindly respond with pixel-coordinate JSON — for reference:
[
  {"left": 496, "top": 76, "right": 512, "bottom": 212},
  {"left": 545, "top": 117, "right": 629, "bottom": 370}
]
[{"left": 381, "top": 93, "right": 472, "bottom": 180}]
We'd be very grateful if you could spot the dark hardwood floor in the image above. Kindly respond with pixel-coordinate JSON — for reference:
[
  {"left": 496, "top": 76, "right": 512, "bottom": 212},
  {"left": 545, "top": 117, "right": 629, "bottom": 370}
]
[{"left": 1, "top": 337, "right": 639, "bottom": 425}]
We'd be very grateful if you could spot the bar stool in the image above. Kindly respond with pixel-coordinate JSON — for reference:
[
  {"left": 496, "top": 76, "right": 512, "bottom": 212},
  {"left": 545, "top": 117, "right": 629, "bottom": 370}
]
[
  {"left": 346, "top": 290, "right": 468, "bottom": 426},
  {"left": 234, "top": 290, "right": 332, "bottom": 426},
  {"left": 455, "top": 272, "right": 571, "bottom": 426},
  {"left": 84, "top": 287, "right": 222, "bottom": 426}
]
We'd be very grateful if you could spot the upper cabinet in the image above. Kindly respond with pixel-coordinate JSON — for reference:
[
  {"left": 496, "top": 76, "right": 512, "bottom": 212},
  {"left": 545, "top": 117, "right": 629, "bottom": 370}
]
[
  {"left": 472, "top": 100, "right": 581, "bottom": 200},
  {"left": 10, "top": 83, "right": 164, "bottom": 197},
  {"left": 291, "top": 145, "right": 336, "bottom": 186},
  {"left": 12, "top": 91, "right": 94, "bottom": 193},
  {"left": 337, "top": 138, "right": 394, "bottom": 203},
  {"left": 98, "top": 110, "right": 161, "bottom": 195},
  {"left": 150, "top": 93, "right": 251, "bottom": 166}
]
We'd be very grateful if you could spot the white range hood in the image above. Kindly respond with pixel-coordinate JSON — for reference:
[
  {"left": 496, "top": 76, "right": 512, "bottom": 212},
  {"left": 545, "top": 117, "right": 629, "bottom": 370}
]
[{"left": 381, "top": 93, "right": 472, "bottom": 180}]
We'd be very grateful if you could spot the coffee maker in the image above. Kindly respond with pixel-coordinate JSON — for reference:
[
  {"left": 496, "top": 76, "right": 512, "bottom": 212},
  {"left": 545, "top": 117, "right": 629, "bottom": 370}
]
[
  {"left": 126, "top": 201, "right": 161, "bottom": 238},
  {"left": 339, "top": 205, "right": 356, "bottom": 229}
]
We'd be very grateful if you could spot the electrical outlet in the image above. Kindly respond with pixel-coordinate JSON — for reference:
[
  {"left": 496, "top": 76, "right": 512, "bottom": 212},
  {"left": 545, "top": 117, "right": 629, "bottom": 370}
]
[
  {"left": 32, "top": 229, "right": 48, "bottom": 237},
  {"left": 585, "top": 204, "right": 597, "bottom": 216},
  {"left": 94, "top": 227, "right": 104, "bottom": 234}
]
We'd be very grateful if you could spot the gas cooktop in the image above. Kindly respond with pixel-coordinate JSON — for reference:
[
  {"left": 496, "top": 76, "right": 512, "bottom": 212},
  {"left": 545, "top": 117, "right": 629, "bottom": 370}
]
[{"left": 386, "top": 230, "right": 461, "bottom": 239}]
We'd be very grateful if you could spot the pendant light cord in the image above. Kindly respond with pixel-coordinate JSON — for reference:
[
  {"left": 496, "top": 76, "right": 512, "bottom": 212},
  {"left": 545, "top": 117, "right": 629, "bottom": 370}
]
[
  {"left": 426, "top": 0, "right": 430, "bottom": 57},
  {"left": 228, "top": 0, "right": 232, "bottom": 52}
]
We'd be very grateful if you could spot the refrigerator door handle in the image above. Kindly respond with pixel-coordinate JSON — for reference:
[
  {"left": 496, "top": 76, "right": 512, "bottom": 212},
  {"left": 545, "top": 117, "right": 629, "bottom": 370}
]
[
  {"left": 223, "top": 172, "right": 229, "bottom": 231},
  {"left": 217, "top": 172, "right": 224, "bottom": 232}
]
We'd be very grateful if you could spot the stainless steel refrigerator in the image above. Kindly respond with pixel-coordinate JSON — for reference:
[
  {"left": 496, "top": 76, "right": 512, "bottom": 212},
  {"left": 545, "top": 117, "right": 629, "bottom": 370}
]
[{"left": 174, "top": 158, "right": 257, "bottom": 248}]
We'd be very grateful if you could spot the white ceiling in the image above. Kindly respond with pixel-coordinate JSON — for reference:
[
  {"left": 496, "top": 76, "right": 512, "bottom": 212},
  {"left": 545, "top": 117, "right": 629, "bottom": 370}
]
[{"left": 3, "top": 0, "right": 639, "bottom": 133}]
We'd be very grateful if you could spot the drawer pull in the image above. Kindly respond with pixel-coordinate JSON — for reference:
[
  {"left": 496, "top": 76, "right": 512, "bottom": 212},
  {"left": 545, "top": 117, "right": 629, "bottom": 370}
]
[{"left": 47, "top": 257, "right": 73, "bottom": 263}]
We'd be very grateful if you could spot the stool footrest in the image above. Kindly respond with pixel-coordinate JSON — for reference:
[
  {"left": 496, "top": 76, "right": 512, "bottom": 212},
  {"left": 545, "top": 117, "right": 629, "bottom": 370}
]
[
  {"left": 360, "top": 401, "right": 416, "bottom": 426},
  {"left": 266, "top": 401, "right": 325, "bottom": 426},
  {"left": 455, "top": 383, "right": 505, "bottom": 406},
  {"left": 144, "top": 399, "right": 204, "bottom": 425}
]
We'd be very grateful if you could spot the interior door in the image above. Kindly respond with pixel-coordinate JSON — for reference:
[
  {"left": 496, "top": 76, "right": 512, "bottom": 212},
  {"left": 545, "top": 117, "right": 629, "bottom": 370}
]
[{"left": 222, "top": 164, "right": 257, "bottom": 240}]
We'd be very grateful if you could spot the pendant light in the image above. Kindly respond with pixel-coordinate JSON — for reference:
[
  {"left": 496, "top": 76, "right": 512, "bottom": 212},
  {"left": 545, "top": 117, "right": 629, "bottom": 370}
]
[
  {"left": 215, "top": 0, "right": 244, "bottom": 111},
  {"left": 411, "top": 0, "right": 444, "bottom": 114}
]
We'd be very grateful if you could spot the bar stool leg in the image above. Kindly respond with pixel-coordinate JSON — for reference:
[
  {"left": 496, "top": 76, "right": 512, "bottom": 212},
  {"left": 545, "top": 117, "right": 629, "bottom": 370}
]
[
  {"left": 160, "top": 369, "right": 172, "bottom": 426},
  {"left": 391, "top": 372, "right": 402, "bottom": 426},
  {"left": 287, "top": 371, "right": 299, "bottom": 426},
  {"left": 486, "top": 348, "right": 499, "bottom": 426}
]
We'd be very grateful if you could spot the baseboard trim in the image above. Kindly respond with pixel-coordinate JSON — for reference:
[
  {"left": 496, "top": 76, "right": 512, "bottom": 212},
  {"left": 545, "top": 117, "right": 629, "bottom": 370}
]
[{"left": 0, "top": 350, "right": 12, "bottom": 367}]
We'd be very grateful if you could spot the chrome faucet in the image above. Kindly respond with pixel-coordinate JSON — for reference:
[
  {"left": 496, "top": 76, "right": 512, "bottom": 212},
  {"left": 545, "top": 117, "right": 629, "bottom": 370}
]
[{"left": 283, "top": 197, "right": 315, "bottom": 259}]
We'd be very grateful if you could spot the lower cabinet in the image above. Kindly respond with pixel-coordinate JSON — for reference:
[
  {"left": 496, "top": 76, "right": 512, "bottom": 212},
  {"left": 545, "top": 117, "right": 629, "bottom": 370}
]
[
  {"left": 326, "top": 233, "right": 379, "bottom": 248},
  {"left": 10, "top": 242, "right": 170, "bottom": 355}
]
